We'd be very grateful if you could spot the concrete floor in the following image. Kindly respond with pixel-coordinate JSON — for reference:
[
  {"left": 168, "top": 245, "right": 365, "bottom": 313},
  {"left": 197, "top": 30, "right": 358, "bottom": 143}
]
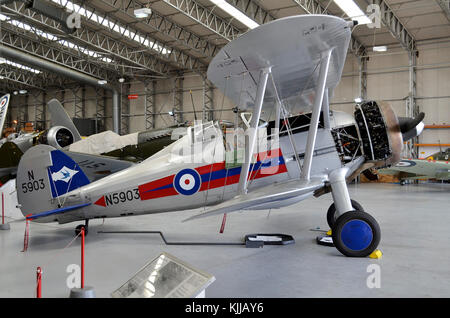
[{"left": 0, "top": 183, "right": 449, "bottom": 298}]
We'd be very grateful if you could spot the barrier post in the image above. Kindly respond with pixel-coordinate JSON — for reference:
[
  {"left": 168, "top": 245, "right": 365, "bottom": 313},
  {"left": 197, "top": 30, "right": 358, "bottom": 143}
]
[
  {"left": 0, "top": 192, "right": 10, "bottom": 230},
  {"left": 69, "top": 226, "right": 95, "bottom": 298},
  {"left": 36, "top": 267, "right": 42, "bottom": 298},
  {"left": 81, "top": 227, "right": 85, "bottom": 289},
  {"left": 21, "top": 215, "right": 31, "bottom": 252}
]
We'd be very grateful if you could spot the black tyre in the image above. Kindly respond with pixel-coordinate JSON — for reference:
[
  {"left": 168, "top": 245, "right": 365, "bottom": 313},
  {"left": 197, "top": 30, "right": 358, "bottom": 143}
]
[
  {"left": 332, "top": 211, "right": 381, "bottom": 257},
  {"left": 75, "top": 225, "right": 88, "bottom": 236},
  {"left": 327, "top": 199, "right": 364, "bottom": 228}
]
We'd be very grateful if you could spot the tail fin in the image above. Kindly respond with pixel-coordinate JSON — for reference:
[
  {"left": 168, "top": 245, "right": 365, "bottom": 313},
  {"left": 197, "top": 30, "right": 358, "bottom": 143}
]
[
  {"left": 0, "top": 94, "right": 10, "bottom": 135},
  {"left": 48, "top": 99, "right": 82, "bottom": 142},
  {"left": 16, "top": 144, "right": 90, "bottom": 217}
]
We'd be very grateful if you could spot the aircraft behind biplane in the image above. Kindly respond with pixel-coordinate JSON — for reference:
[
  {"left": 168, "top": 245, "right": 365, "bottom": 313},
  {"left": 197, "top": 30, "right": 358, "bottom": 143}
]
[
  {"left": 0, "top": 94, "right": 189, "bottom": 185},
  {"left": 15, "top": 15, "right": 424, "bottom": 257}
]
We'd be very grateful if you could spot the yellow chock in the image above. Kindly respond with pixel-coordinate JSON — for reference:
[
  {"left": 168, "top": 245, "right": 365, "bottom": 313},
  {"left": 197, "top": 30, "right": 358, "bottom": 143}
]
[
  {"left": 369, "top": 249, "right": 383, "bottom": 259},
  {"left": 326, "top": 229, "right": 332, "bottom": 236}
]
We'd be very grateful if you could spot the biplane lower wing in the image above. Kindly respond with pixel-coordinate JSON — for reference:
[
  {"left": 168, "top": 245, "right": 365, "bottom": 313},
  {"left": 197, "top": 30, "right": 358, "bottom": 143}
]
[{"left": 184, "top": 178, "right": 324, "bottom": 222}]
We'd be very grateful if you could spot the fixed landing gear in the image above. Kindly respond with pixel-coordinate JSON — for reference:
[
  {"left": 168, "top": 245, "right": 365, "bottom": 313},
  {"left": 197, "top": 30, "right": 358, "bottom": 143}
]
[
  {"left": 75, "top": 220, "right": 89, "bottom": 236},
  {"left": 332, "top": 211, "right": 381, "bottom": 257},
  {"left": 327, "top": 167, "right": 381, "bottom": 257},
  {"left": 326, "top": 199, "right": 364, "bottom": 228}
]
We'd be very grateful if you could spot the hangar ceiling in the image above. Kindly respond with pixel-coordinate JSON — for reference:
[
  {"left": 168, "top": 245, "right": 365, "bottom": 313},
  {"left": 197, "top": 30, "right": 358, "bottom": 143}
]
[{"left": 0, "top": 0, "right": 450, "bottom": 93}]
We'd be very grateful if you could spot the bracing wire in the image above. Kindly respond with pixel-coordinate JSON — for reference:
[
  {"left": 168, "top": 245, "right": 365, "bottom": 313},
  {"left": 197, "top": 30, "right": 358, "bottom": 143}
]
[{"left": 201, "top": 74, "right": 230, "bottom": 210}]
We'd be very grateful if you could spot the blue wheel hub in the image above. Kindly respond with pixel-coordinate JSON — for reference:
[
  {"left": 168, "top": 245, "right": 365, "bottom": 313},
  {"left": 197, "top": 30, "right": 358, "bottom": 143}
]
[{"left": 340, "top": 220, "right": 373, "bottom": 251}]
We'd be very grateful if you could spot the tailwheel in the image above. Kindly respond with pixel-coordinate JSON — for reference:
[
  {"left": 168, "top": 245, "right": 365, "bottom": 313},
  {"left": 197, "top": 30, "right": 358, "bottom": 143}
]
[
  {"left": 75, "top": 223, "right": 89, "bottom": 236},
  {"left": 332, "top": 211, "right": 380, "bottom": 257},
  {"left": 327, "top": 199, "right": 364, "bottom": 228}
]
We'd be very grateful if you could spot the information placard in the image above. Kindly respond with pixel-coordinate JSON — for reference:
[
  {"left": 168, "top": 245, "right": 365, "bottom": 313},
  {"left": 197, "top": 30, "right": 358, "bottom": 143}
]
[{"left": 111, "top": 252, "right": 215, "bottom": 298}]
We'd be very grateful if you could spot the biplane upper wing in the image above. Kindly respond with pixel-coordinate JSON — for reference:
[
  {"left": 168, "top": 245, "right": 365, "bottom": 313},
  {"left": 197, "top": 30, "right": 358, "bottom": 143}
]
[
  {"left": 184, "top": 178, "right": 324, "bottom": 222},
  {"left": 0, "top": 94, "right": 10, "bottom": 135},
  {"left": 207, "top": 15, "right": 352, "bottom": 116}
]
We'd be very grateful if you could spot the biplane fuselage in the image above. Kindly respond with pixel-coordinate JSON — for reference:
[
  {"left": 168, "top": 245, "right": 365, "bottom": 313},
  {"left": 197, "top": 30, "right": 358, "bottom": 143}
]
[{"left": 21, "top": 114, "right": 351, "bottom": 224}]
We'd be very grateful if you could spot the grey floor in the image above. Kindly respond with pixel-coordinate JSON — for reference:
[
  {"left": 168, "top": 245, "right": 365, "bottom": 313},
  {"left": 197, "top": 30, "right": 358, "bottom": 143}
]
[{"left": 0, "top": 183, "right": 449, "bottom": 298}]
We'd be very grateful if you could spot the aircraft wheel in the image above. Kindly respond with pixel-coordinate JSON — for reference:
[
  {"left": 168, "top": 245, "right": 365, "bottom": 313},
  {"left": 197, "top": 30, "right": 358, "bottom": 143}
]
[
  {"left": 332, "top": 211, "right": 380, "bottom": 257},
  {"left": 400, "top": 180, "right": 406, "bottom": 186},
  {"left": 75, "top": 225, "right": 88, "bottom": 236},
  {"left": 327, "top": 199, "right": 364, "bottom": 228}
]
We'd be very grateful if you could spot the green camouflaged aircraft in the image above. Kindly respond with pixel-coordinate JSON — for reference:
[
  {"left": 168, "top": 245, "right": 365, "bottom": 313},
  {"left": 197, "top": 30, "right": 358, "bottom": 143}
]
[{"left": 378, "top": 157, "right": 450, "bottom": 185}]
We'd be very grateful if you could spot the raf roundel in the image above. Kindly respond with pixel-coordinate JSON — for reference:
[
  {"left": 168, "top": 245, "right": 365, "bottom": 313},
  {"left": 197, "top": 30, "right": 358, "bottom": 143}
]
[
  {"left": 174, "top": 169, "right": 201, "bottom": 195},
  {"left": 395, "top": 160, "right": 416, "bottom": 167}
]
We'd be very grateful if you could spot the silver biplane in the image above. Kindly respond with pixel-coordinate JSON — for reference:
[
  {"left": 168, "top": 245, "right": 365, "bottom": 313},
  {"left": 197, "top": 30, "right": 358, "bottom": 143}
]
[{"left": 15, "top": 15, "right": 424, "bottom": 257}]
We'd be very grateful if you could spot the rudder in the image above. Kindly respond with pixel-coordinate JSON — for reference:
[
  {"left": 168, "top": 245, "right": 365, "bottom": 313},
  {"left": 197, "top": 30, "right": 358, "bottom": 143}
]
[{"left": 16, "top": 144, "right": 90, "bottom": 218}]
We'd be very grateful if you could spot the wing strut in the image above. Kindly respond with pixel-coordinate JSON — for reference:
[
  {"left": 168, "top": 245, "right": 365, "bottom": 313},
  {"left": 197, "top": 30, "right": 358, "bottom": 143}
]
[
  {"left": 322, "top": 88, "right": 331, "bottom": 129},
  {"left": 301, "top": 49, "right": 333, "bottom": 181},
  {"left": 237, "top": 67, "right": 271, "bottom": 195}
]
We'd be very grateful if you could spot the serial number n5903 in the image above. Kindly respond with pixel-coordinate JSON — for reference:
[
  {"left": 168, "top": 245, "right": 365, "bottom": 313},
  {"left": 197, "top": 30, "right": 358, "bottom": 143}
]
[
  {"left": 21, "top": 179, "right": 45, "bottom": 193},
  {"left": 105, "top": 189, "right": 140, "bottom": 206}
]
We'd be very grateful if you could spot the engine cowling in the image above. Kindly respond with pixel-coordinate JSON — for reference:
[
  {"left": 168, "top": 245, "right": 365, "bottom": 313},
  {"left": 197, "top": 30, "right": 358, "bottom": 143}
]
[
  {"left": 39, "top": 126, "right": 75, "bottom": 149},
  {"left": 354, "top": 101, "right": 404, "bottom": 169},
  {"left": 331, "top": 101, "right": 425, "bottom": 183}
]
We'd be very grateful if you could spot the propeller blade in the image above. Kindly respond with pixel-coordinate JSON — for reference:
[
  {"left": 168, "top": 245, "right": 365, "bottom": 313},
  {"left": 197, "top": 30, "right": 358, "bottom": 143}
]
[{"left": 398, "top": 112, "right": 425, "bottom": 141}]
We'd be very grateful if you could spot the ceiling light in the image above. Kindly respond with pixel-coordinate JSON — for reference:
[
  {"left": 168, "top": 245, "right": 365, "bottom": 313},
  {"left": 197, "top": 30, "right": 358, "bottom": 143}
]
[
  {"left": 19, "top": 90, "right": 28, "bottom": 94},
  {"left": 209, "top": 0, "right": 259, "bottom": 29},
  {"left": 354, "top": 97, "right": 362, "bottom": 103},
  {"left": 98, "top": 80, "right": 107, "bottom": 85},
  {"left": 118, "top": 78, "right": 125, "bottom": 83},
  {"left": 373, "top": 46, "right": 387, "bottom": 52},
  {"left": 13, "top": 91, "right": 18, "bottom": 95},
  {"left": 0, "top": 13, "right": 111, "bottom": 63},
  {"left": 0, "top": 58, "right": 5, "bottom": 64},
  {"left": 0, "top": 76, "right": 4, "bottom": 80},
  {"left": 2, "top": 59, "right": 41, "bottom": 74},
  {"left": 134, "top": 8, "right": 152, "bottom": 18},
  {"left": 49, "top": 0, "right": 171, "bottom": 55},
  {"left": 334, "top": 0, "right": 372, "bottom": 25}
]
